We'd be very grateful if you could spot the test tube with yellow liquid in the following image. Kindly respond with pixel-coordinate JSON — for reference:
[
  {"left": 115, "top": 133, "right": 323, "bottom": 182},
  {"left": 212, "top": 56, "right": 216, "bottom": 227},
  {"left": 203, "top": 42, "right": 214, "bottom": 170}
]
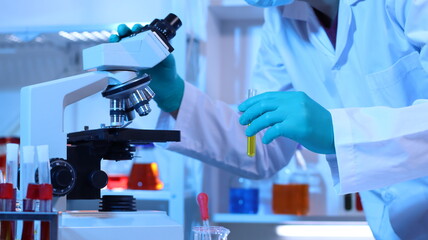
[{"left": 247, "top": 89, "right": 257, "bottom": 157}]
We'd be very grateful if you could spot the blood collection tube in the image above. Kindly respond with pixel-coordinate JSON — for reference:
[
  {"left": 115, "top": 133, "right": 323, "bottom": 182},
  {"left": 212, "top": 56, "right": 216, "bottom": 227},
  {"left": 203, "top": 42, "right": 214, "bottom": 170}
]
[
  {"left": 20, "top": 146, "right": 37, "bottom": 240},
  {"left": 0, "top": 181, "right": 14, "bottom": 240},
  {"left": 247, "top": 89, "right": 257, "bottom": 157},
  {"left": 5, "top": 143, "right": 19, "bottom": 240},
  {"left": 39, "top": 184, "right": 53, "bottom": 240},
  {"left": 22, "top": 184, "right": 39, "bottom": 240},
  {"left": 37, "top": 146, "right": 53, "bottom": 240}
]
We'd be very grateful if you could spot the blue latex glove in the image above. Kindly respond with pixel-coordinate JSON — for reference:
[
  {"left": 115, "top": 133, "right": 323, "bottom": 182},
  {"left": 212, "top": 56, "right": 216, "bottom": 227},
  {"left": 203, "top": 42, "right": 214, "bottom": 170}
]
[
  {"left": 109, "top": 24, "right": 184, "bottom": 113},
  {"left": 238, "top": 91, "right": 335, "bottom": 154}
]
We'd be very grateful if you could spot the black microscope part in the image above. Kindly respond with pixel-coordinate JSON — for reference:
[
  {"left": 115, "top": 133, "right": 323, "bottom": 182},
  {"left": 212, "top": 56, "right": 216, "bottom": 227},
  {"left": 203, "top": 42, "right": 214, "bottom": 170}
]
[
  {"left": 102, "top": 74, "right": 151, "bottom": 98},
  {"left": 100, "top": 195, "right": 136, "bottom": 212},
  {"left": 66, "top": 128, "right": 180, "bottom": 200}
]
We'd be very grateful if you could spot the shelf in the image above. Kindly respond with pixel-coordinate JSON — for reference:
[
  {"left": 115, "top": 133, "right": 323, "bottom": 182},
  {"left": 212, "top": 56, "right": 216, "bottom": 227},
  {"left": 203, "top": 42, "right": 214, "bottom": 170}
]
[
  {"left": 101, "top": 189, "right": 172, "bottom": 201},
  {"left": 213, "top": 213, "right": 367, "bottom": 224}
]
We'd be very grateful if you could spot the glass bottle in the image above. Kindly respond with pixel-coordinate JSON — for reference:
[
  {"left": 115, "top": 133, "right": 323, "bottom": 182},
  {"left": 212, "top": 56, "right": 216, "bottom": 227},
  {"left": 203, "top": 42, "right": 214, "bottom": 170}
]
[
  {"left": 128, "top": 143, "right": 164, "bottom": 190},
  {"left": 304, "top": 151, "right": 327, "bottom": 216},
  {"left": 272, "top": 153, "right": 309, "bottom": 215},
  {"left": 229, "top": 176, "right": 259, "bottom": 214}
]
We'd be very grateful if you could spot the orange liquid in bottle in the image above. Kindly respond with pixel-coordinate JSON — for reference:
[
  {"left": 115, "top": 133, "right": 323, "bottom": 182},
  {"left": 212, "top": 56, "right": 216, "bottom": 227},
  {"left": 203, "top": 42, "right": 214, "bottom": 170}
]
[
  {"left": 128, "top": 163, "right": 164, "bottom": 190},
  {"left": 107, "top": 174, "right": 129, "bottom": 190},
  {"left": 272, "top": 183, "right": 309, "bottom": 215}
]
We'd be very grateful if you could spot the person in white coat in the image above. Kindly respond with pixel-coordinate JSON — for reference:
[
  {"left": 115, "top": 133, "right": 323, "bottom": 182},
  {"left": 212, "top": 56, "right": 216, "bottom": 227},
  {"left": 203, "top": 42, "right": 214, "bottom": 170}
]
[{"left": 111, "top": 0, "right": 428, "bottom": 239}]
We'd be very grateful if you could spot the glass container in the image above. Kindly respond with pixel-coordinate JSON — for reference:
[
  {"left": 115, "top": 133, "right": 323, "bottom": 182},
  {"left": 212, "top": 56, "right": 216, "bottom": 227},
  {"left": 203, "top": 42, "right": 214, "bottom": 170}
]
[
  {"left": 128, "top": 143, "right": 164, "bottom": 190},
  {"left": 229, "top": 176, "right": 259, "bottom": 214},
  {"left": 272, "top": 156, "right": 309, "bottom": 215},
  {"left": 192, "top": 226, "right": 230, "bottom": 240}
]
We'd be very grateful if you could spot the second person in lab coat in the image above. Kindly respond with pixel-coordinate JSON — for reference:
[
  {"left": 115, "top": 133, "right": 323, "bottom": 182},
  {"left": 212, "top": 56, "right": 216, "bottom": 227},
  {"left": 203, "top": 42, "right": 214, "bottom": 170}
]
[{"left": 112, "top": 0, "right": 428, "bottom": 239}]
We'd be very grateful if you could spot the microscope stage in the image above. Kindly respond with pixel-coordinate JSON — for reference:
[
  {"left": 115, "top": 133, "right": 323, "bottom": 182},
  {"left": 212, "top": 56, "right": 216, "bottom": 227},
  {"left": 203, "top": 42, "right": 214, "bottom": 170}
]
[{"left": 67, "top": 128, "right": 180, "bottom": 144}]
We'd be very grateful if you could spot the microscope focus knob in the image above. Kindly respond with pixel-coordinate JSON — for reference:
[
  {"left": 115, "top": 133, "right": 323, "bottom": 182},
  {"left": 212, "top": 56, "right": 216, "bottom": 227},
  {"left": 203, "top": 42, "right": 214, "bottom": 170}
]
[
  {"left": 50, "top": 158, "right": 76, "bottom": 196},
  {"left": 54, "top": 168, "right": 73, "bottom": 187},
  {"left": 89, "top": 170, "right": 108, "bottom": 189}
]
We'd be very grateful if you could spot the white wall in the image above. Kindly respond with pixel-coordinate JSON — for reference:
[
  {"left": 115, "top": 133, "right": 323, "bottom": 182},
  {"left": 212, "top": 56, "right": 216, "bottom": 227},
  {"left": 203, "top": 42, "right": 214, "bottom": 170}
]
[
  {"left": 0, "top": 0, "right": 175, "bottom": 32},
  {"left": 0, "top": 89, "right": 20, "bottom": 136}
]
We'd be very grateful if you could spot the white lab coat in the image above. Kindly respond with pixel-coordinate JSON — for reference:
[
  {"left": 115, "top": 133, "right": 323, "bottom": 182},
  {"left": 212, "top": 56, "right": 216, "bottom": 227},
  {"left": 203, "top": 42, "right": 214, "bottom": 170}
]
[{"left": 158, "top": 0, "right": 428, "bottom": 239}]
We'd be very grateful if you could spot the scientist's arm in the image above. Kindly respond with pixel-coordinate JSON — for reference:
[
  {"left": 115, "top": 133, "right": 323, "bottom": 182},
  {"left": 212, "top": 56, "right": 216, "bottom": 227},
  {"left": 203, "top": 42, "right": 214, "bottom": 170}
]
[
  {"left": 110, "top": 24, "right": 184, "bottom": 117},
  {"left": 162, "top": 7, "right": 298, "bottom": 179}
]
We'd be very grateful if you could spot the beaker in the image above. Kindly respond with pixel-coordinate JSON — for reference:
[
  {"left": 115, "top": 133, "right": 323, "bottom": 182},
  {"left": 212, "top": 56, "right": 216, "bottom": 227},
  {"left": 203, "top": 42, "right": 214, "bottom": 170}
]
[
  {"left": 192, "top": 226, "right": 230, "bottom": 240},
  {"left": 128, "top": 143, "right": 164, "bottom": 190}
]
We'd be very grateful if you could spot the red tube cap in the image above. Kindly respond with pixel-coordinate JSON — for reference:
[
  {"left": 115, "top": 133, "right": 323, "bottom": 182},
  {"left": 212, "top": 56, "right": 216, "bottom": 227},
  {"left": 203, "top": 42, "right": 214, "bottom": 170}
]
[
  {"left": 26, "top": 183, "right": 40, "bottom": 199},
  {"left": 0, "top": 183, "right": 13, "bottom": 199},
  {"left": 39, "top": 184, "right": 53, "bottom": 200}
]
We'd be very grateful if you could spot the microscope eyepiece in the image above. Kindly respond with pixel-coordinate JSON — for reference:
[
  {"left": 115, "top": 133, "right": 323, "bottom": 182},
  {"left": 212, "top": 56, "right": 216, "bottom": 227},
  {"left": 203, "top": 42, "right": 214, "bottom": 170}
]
[
  {"left": 164, "top": 13, "right": 182, "bottom": 32},
  {"left": 150, "top": 13, "right": 182, "bottom": 41}
]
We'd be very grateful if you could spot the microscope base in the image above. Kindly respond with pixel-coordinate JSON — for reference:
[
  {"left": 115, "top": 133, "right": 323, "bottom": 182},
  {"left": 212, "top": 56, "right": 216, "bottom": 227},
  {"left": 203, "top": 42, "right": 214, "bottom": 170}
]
[{"left": 59, "top": 211, "right": 183, "bottom": 240}]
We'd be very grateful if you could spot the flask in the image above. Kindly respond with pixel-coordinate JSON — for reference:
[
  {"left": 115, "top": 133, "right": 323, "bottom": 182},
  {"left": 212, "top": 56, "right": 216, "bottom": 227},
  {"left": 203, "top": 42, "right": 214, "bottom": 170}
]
[
  {"left": 104, "top": 159, "right": 133, "bottom": 190},
  {"left": 272, "top": 152, "right": 309, "bottom": 215},
  {"left": 229, "top": 176, "right": 259, "bottom": 214},
  {"left": 128, "top": 143, "right": 164, "bottom": 190}
]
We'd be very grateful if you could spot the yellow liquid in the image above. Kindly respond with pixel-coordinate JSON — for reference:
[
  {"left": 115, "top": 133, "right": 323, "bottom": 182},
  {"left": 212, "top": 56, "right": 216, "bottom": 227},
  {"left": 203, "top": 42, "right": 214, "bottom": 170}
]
[{"left": 247, "top": 134, "right": 256, "bottom": 157}]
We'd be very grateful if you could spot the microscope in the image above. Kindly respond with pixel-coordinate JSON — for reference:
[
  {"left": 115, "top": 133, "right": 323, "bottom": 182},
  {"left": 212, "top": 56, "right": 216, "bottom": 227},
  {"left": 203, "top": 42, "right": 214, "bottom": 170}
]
[{"left": 20, "top": 13, "right": 184, "bottom": 240}]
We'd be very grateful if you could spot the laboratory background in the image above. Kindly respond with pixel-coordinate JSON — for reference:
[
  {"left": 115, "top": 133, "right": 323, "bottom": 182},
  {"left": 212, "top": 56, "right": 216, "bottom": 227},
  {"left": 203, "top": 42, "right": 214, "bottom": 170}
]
[{"left": 0, "top": 0, "right": 374, "bottom": 239}]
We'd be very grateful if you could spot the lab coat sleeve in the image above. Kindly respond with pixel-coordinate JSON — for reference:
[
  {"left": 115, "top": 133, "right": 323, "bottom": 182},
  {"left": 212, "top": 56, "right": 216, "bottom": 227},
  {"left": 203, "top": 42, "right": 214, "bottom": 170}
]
[
  {"left": 156, "top": 6, "right": 298, "bottom": 179},
  {"left": 157, "top": 82, "right": 297, "bottom": 179},
  {"left": 330, "top": 101, "right": 428, "bottom": 194}
]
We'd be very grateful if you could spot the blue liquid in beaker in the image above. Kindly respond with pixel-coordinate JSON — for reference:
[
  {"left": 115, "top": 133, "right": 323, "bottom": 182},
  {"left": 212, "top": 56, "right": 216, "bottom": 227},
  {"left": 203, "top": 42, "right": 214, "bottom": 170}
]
[{"left": 229, "top": 188, "right": 259, "bottom": 214}]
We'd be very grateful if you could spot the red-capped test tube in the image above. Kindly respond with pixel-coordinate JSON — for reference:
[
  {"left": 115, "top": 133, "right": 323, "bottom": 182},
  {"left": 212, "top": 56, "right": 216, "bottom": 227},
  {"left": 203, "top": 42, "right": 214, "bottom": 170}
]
[
  {"left": 4, "top": 143, "right": 19, "bottom": 240},
  {"left": 37, "top": 145, "right": 53, "bottom": 240},
  {"left": 0, "top": 181, "right": 14, "bottom": 240},
  {"left": 39, "top": 184, "right": 53, "bottom": 240},
  {"left": 21, "top": 184, "right": 39, "bottom": 240}
]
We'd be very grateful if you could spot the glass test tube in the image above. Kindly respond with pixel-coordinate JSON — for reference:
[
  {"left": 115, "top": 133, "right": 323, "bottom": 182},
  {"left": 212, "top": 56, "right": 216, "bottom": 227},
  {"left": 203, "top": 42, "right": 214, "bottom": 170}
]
[{"left": 247, "top": 89, "right": 257, "bottom": 157}]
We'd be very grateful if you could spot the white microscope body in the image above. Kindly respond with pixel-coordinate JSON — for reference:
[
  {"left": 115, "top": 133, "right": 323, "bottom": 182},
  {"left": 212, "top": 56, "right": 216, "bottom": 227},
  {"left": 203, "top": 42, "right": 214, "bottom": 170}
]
[
  {"left": 20, "top": 14, "right": 183, "bottom": 240},
  {"left": 21, "top": 23, "right": 172, "bottom": 160}
]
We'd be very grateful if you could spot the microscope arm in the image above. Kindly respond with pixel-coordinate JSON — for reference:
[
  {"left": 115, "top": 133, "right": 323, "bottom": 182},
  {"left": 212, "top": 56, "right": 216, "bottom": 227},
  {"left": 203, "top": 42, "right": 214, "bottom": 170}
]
[{"left": 20, "top": 71, "right": 114, "bottom": 159}]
